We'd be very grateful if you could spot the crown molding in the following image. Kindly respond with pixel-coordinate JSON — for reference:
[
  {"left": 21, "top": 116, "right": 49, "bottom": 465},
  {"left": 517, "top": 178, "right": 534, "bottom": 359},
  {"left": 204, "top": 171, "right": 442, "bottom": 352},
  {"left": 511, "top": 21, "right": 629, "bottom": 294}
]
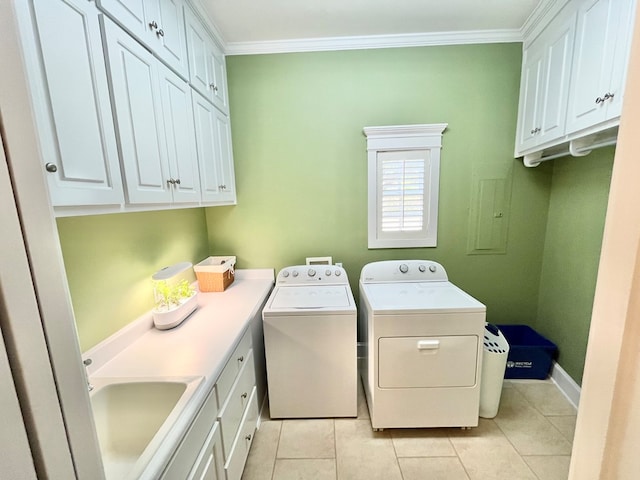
[
  {"left": 223, "top": 29, "right": 524, "bottom": 56},
  {"left": 520, "top": 0, "right": 571, "bottom": 45}
]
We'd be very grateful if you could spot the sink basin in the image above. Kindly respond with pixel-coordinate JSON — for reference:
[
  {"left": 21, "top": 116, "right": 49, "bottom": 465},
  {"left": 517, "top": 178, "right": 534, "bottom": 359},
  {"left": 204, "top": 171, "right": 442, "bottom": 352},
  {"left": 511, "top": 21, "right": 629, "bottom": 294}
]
[{"left": 90, "top": 376, "right": 203, "bottom": 480}]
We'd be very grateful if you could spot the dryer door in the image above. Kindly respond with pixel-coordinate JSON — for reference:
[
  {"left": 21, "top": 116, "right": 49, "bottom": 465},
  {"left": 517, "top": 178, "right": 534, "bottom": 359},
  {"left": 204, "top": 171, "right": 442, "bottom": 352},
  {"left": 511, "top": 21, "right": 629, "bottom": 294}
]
[{"left": 378, "top": 335, "right": 478, "bottom": 388}]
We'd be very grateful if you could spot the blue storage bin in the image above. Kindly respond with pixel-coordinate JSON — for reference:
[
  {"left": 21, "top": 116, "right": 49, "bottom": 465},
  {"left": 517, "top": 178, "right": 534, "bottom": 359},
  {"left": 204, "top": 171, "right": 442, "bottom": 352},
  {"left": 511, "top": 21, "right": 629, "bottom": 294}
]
[{"left": 496, "top": 325, "right": 558, "bottom": 379}]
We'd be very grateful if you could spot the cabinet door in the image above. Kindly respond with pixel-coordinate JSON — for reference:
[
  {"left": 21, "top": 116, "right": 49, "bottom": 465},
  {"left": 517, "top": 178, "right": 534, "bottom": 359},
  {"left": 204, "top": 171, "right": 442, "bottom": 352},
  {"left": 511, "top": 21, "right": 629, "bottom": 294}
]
[
  {"left": 102, "top": 17, "right": 173, "bottom": 204},
  {"left": 516, "top": 43, "right": 545, "bottom": 152},
  {"left": 185, "top": 9, "right": 215, "bottom": 100},
  {"left": 32, "top": 0, "right": 124, "bottom": 206},
  {"left": 209, "top": 45, "right": 229, "bottom": 114},
  {"left": 537, "top": 10, "right": 577, "bottom": 144},
  {"left": 192, "top": 92, "right": 236, "bottom": 204},
  {"left": 187, "top": 422, "right": 225, "bottom": 480},
  {"left": 604, "top": 0, "right": 636, "bottom": 119},
  {"left": 158, "top": 66, "right": 201, "bottom": 203},
  {"left": 151, "top": 0, "right": 189, "bottom": 78},
  {"left": 566, "top": 0, "right": 620, "bottom": 134},
  {"left": 97, "top": 0, "right": 152, "bottom": 42},
  {"left": 212, "top": 109, "right": 236, "bottom": 203}
]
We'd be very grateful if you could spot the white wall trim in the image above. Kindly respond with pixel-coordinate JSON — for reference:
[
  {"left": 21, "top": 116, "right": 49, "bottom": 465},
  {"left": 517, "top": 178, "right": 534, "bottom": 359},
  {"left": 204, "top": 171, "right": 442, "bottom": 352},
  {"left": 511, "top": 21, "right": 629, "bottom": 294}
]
[
  {"left": 224, "top": 29, "right": 524, "bottom": 56},
  {"left": 550, "top": 361, "right": 582, "bottom": 410}
]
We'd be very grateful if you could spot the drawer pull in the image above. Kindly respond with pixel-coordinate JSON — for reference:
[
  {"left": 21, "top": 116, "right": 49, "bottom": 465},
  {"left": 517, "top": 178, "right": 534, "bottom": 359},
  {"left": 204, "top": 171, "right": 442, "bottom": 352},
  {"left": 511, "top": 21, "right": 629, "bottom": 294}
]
[
  {"left": 241, "top": 392, "right": 248, "bottom": 399},
  {"left": 245, "top": 434, "right": 252, "bottom": 441},
  {"left": 417, "top": 340, "right": 440, "bottom": 350}
]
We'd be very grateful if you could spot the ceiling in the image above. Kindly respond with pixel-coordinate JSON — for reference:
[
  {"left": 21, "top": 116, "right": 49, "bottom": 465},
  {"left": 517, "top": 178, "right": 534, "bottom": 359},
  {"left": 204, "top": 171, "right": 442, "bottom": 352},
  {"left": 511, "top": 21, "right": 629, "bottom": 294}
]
[{"left": 199, "top": 0, "right": 542, "bottom": 54}]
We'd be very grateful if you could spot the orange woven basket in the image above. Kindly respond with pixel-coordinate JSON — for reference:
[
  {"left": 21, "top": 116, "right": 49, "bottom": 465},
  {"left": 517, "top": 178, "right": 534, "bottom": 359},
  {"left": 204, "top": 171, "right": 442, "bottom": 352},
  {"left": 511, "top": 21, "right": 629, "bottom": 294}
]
[{"left": 194, "top": 256, "right": 236, "bottom": 292}]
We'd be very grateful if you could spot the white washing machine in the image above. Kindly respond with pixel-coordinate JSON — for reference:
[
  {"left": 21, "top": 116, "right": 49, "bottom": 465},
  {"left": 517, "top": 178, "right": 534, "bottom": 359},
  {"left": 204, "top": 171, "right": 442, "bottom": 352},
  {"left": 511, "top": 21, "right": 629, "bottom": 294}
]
[
  {"left": 262, "top": 265, "right": 357, "bottom": 418},
  {"left": 359, "top": 260, "right": 486, "bottom": 430}
]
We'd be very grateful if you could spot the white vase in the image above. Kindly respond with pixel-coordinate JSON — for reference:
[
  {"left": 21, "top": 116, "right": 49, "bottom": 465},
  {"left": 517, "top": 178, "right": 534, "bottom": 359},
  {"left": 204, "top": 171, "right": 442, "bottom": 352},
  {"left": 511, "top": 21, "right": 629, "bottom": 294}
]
[{"left": 152, "top": 293, "right": 198, "bottom": 330}]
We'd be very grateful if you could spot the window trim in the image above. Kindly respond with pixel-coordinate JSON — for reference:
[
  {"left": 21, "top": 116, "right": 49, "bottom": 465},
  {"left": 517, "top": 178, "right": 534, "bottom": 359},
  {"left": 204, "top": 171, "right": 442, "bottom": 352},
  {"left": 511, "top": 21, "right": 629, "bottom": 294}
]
[{"left": 364, "top": 124, "right": 447, "bottom": 249}]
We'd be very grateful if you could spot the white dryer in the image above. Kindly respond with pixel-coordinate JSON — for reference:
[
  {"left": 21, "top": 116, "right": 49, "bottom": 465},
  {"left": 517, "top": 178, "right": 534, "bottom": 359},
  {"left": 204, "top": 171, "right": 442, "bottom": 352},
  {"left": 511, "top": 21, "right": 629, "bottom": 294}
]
[
  {"left": 262, "top": 265, "right": 357, "bottom": 418},
  {"left": 359, "top": 260, "right": 486, "bottom": 430}
]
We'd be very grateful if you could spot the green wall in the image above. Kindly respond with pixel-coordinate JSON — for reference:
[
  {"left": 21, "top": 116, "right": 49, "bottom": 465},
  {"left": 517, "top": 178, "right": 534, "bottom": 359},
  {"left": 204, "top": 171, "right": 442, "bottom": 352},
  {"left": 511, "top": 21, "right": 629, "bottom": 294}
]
[
  {"left": 536, "top": 147, "right": 615, "bottom": 384},
  {"left": 56, "top": 208, "right": 209, "bottom": 351},
  {"left": 206, "top": 44, "right": 553, "bottom": 327}
]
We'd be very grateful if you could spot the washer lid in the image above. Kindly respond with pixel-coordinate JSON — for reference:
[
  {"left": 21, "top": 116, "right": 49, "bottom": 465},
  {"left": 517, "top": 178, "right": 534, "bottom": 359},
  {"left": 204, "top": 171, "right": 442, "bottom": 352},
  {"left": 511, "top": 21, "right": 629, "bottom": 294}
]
[
  {"left": 267, "top": 285, "right": 354, "bottom": 310},
  {"left": 362, "top": 281, "right": 485, "bottom": 313}
]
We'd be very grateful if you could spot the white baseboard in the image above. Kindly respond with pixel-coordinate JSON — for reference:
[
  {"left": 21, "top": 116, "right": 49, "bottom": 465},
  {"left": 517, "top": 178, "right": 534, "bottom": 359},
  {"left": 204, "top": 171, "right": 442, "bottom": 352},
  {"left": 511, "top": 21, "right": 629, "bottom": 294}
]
[{"left": 550, "top": 361, "right": 581, "bottom": 409}]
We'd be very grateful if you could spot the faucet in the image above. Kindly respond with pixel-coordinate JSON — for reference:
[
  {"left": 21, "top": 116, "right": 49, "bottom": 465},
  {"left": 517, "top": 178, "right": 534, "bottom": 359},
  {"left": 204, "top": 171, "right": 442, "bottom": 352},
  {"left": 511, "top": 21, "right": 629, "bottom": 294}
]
[{"left": 83, "top": 358, "right": 94, "bottom": 392}]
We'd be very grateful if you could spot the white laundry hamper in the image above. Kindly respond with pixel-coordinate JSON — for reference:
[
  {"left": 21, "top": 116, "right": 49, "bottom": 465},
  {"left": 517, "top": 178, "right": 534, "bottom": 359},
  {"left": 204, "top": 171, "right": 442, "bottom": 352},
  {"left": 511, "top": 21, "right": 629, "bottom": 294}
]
[{"left": 479, "top": 324, "right": 510, "bottom": 418}]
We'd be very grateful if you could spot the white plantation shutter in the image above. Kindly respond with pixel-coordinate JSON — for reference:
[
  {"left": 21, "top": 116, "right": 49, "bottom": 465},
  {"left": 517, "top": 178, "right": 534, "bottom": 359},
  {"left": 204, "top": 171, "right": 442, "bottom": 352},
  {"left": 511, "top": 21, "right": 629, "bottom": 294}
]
[
  {"left": 364, "top": 124, "right": 446, "bottom": 249},
  {"left": 378, "top": 150, "right": 429, "bottom": 234}
]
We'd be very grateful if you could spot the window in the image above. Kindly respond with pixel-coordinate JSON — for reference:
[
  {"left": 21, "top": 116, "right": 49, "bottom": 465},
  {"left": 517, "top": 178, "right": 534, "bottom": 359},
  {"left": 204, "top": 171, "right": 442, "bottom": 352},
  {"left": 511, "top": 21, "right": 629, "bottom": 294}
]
[{"left": 363, "top": 124, "right": 447, "bottom": 249}]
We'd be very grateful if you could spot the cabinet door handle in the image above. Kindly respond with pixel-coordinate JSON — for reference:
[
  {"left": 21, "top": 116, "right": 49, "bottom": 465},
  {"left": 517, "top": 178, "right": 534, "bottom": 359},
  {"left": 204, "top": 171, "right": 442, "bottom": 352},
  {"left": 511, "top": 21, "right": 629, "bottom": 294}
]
[
  {"left": 241, "top": 392, "right": 248, "bottom": 399},
  {"left": 245, "top": 434, "right": 252, "bottom": 441},
  {"left": 595, "top": 96, "right": 604, "bottom": 104},
  {"left": 604, "top": 92, "right": 614, "bottom": 101},
  {"left": 167, "top": 178, "right": 175, "bottom": 186},
  {"left": 45, "top": 163, "right": 58, "bottom": 173},
  {"left": 209, "top": 83, "right": 218, "bottom": 92},
  {"left": 174, "top": 178, "right": 180, "bottom": 185},
  {"left": 238, "top": 355, "right": 244, "bottom": 362},
  {"left": 156, "top": 28, "right": 164, "bottom": 37},
  {"left": 149, "top": 20, "right": 158, "bottom": 31}
]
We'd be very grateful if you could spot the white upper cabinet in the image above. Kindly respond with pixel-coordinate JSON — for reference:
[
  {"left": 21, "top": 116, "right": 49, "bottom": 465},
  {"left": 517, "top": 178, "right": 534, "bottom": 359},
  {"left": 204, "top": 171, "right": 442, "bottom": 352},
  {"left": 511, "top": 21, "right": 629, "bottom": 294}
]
[
  {"left": 566, "top": 0, "right": 635, "bottom": 133},
  {"left": 516, "top": 7, "right": 577, "bottom": 154},
  {"left": 102, "top": 17, "right": 200, "bottom": 205},
  {"left": 32, "top": 0, "right": 124, "bottom": 206},
  {"left": 192, "top": 92, "right": 236, "bottom": 204},
  {"left": 185, "top": 8, "right": 229, "bottom": 114},
  {"left": 98, "top": 0, "right": 189, "bottom": 78}
]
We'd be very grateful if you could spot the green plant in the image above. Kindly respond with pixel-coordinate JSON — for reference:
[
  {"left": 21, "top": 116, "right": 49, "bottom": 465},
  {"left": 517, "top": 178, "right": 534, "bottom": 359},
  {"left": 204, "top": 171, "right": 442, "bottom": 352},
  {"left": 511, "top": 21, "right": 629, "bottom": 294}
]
[{"left": 154, "top": 279, "right": 195, "bottom": 311}]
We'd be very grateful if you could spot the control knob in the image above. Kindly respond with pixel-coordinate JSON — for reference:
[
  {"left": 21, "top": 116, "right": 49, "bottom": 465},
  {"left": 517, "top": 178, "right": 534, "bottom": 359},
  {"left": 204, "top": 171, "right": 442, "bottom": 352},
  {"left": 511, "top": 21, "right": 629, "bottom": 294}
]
[
  {"left": 292, "top": 270, "right": 299, "bottom": 277},
  {"left": 418, "top": 265, "right": 426, "bottom": 272},
  {"left": 399, "top": 264, "right": 409, "bottom": 273},
  {"left": 335, "top": 270, "right": 341, "bottom": 276},
  {"left": 429, "top": 265, "right": 437, "bottom": 273},
  {"left": 325, "top": 269, "right": 332, "bottom": 276},
  {"left": 282, "top": 270, "right": 290, "bottom": 278},
  {"left": 308, "top": 269, "right": 316, "bottom": 277}
]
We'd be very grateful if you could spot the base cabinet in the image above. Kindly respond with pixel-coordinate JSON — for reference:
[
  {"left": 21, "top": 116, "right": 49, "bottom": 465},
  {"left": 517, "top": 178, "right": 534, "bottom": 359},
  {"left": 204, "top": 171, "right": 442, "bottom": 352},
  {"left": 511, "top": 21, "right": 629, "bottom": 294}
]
[{"left": 161, "top": 328, "right": 258, "bottom": 480}]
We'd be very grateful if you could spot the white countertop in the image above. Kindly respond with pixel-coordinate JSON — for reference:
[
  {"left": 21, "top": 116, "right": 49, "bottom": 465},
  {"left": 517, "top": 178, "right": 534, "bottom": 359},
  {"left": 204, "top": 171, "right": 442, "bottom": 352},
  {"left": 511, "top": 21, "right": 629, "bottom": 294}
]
[{"left": 84, "top": 269, "right": 274, "bottom": 480}]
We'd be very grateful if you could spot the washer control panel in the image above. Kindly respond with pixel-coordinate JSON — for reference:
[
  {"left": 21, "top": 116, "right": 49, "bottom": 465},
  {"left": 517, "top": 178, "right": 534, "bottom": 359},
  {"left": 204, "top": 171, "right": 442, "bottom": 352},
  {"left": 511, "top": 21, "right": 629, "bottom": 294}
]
[
  {"left": 360, "top": 260, "right": 448, "bottom": 283},
  {"left": 277, "top": 265, "right": 348, "bottom": 285}
]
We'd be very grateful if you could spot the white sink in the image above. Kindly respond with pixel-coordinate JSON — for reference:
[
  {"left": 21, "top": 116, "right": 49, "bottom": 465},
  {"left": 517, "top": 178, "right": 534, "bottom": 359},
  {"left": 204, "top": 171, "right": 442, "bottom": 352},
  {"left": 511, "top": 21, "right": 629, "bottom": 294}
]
[{"left": 90, "top": 376, "right": 203, "bottom": 480}]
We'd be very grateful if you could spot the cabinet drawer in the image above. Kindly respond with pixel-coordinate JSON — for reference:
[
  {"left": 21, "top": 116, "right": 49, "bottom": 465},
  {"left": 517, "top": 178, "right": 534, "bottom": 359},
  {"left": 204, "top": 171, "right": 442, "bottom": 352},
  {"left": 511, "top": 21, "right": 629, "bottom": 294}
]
[
  {"left": 224, "top": 387, "right": 258, "bottom": 480},
  {"left": 219, "top": 349, "right": 256, "bottom": 457},
  {"left": 187, "top": 421, "right": 224, "bottom": 480},
  {"left": 216, "top": 328, "right": 252, "bottom": 405},
  {"left": 161, "top": 384, "right": 218, "bottom": 479}
]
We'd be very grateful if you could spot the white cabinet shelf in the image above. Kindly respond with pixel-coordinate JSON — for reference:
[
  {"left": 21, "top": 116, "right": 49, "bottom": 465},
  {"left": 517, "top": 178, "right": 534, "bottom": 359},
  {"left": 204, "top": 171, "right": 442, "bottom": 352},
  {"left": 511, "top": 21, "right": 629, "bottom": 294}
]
[
  {"left": 565, "top": 0, "right": 636, "bottom": 134},
  {"left": 97, "top": 0, "right": 189, "bottom": 79},
  {"left": 185, "top": 8, "right": 230, "bottom": 115},
  {"left": 515, "top": 0, "right": 637, "bottom": 161},
  {"left": 102, "top": 17, "right": 200, "bottom": 205}
]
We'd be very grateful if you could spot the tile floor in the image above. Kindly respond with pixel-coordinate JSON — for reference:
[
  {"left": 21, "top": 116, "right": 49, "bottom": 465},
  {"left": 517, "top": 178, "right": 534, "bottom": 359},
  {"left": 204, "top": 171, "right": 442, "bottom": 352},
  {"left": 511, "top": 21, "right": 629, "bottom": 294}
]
[{"left": 242, "top": 378, "right": 577, "bottom": 480}]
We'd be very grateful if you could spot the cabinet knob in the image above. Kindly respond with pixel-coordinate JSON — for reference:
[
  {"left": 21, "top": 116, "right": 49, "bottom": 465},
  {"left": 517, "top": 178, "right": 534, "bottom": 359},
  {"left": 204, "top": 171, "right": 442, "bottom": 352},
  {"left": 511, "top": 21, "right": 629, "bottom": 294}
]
[
  {"left": 45, "top": 163, "right": 58, "bottom": 173},
  {"left": 595, "top": 96, "right": 604, "bottom": 104},
  {"left": 218, "top": 184, "right": 227, "bottom": 190},
  {"left": 241, "top": 392, "right": 248, "bottom": 399},
  {"left": 149, "top": 20, "right": 158, "bottom": 31},
  {"left": 209, "top": 83, "right": 218, "bottom": 92},
  {"left": 174, "top": 178, "right": 180, "bottom": 185},
  {"left": 604, "top": 92, "right": 614, "bottom": 101},
  {"left": 238, "top": 355, "right": 244, "bottom": 362},
  {"left": 156, "top": 28, "right": 164, "bottom": 37},
  {"left": 245, "top": 434, "right": 252, "bottom": 441},
  {"left": 167, "top": 178, "right": 175, "bottom": 186}
]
